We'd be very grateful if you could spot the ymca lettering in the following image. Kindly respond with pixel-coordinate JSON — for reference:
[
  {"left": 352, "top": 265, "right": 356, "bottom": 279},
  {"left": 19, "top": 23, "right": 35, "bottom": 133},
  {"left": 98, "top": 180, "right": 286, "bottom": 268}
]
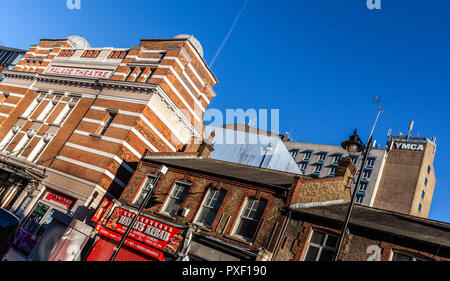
[{"left": 393, "top": 142, "right": 424, "bottom": 151}]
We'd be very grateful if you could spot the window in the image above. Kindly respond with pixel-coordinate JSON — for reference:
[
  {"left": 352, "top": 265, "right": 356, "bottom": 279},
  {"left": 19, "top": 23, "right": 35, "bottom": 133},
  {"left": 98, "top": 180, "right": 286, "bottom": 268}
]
[
  {"left": 314, "top": 165, "right": 322, "bottom": 173},
  {"left": 303, "top": 230, "right": 338, "bottom": 261},
  {"left": 233, "top": 198, "right": 267, "bottom": 241},
  {"left": 418, "top": 203, "right": 422, "bottom": 212},
  {"left": 194, "top": 189, "right": 226, "bottom": 228},
  {"left": 351, "top": 156, "right": 358, "bottom": 165},
  {"left": 303, "top": 152, "right": 312, "bottom": 160},
  {"left": 359, "top": 183, "right": 368, "bottom": 192},
  {"left": 300, "top": 163, "right": 308, "bottom": 171},
  {"left": 98, "top": 112, "right": 117, "bottom": 135},
  {"left": 363, "top": 170, "right": 371, "bottom": 179},
  {"left": 391, "top": 251, "right": 431, "bottom": 261},
  {"left": 291, "top": 150, "right": 299, "bottom": 158},
  {"left": 318, "top": 153, "right": 326, "bottom": 162},
  {"left": 424, "top": 178, "right": 428, "bottom": 186},
  {"left": 161, "top": 182, "right": 190, "bottom": 217},
  {"left": 333, "top": 155, "right": 342, "bottom": 163},
  {"left": 366, "top": 158, "right": 375, "bottom": 167},
  {"left": 329, "top": 167, "right": 337, "bottom": 175},
  {"left": 355, "top": 195, "right": 364, "bottom": 204},
  {"left": 421, "top": 190, "right": 425, "bottom": 199},
  {"left": 133, "top": 175, "right": 156, "bottom": 207},
  {"left": 427, "top": 165, "right": 431, "bottom": 174}
]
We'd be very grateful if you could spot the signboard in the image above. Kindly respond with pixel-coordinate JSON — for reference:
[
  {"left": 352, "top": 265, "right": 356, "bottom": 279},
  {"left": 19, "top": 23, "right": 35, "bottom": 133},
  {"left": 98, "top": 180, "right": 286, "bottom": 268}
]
[
  {"left": 91, "top": 198, "right": 113, "bottom": 223},
  {"left": 393, "top": 142, "right": 424, "bottom": 151},
  {"left": 46, "top": 66, "right": 114, "bottom": 79},
  {"left": 45, "top": 191, "right": 75, "bottom": 209},
  {"left": 103, "top": 207, "right": 185, "bottom": 257}
]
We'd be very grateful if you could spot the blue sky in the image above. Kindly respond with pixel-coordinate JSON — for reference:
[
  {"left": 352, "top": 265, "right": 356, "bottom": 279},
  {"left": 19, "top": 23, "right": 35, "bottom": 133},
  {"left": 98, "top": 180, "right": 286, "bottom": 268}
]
[{"left": 1, "top": 0, "right": 449, "bottom": 222}]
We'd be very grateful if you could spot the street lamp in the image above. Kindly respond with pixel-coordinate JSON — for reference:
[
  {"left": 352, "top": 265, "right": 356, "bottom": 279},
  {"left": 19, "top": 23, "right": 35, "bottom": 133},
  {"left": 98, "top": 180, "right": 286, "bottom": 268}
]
[
  {"left": 333, "top": 129, "right": 373, "bottom": 261},
  {"left": 333, "top": 97, "right": 386, "bottom": 261},
  {"left": 109, "top": 164, "right": 168, "bottom": 261}
]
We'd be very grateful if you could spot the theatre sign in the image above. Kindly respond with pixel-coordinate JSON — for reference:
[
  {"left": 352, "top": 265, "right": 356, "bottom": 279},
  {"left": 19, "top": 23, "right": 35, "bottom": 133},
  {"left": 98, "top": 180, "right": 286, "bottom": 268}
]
[{"left": 46, "top": 66, "right": 114, "bottom": 79}]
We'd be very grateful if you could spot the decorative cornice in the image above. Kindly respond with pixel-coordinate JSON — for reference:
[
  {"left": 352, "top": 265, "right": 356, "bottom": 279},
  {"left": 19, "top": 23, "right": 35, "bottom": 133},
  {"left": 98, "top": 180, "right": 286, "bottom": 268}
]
[{"left": 2, "top": 70, "right": 158, "bottom": 93}]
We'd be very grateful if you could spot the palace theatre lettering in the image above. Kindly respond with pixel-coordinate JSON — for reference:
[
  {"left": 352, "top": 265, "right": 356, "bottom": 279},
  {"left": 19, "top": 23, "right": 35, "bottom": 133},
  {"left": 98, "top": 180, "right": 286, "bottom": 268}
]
[{"left": 46, "top": 66, "right": 113, "bottom": 79}]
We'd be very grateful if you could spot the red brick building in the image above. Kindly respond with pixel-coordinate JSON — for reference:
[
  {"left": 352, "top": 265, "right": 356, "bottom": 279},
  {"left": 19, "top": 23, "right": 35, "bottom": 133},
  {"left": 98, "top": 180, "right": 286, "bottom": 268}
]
[
  {"left": 0, "top": 34, "right": 217, "bottom": 255},
  {"left": 273, "top": 202, "right": 450, "bottom": 261},
  {"left": 85, "top": 151, "right": 355, "bottom": 261}
]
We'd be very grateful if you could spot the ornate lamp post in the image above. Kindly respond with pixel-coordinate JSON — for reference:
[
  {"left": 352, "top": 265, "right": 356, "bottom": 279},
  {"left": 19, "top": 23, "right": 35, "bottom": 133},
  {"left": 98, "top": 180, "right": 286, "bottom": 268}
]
[
  {"left": 333, "top": 97, "right": 386, "bottom": 261},
  {"left": 333, "top": 129, "right": 372, "bottom": 261}
]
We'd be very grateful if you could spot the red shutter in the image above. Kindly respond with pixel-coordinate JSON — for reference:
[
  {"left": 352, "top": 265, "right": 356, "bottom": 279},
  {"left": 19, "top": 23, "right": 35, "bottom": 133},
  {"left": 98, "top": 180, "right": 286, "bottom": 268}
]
[
  {"left": 114, "top": 246, "right": 154, "bottom": 261},
  {"left": 86, "top": 237, "right": 116, "bottom": 261},
  {"left": 86, "top": 236, "right": 155, "bottom": 261}
]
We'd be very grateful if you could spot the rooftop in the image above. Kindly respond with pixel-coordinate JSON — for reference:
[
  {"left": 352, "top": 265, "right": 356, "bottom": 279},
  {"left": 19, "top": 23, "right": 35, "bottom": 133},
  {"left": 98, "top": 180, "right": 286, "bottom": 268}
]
[
  {"left": 289, "top": 203, "right": 450, "bottom": 248},
  {"left": 143, "top": 153, "right": 314, "bottom": 190},
  {"left": 0, "top": 46, "right": 26, "bottom": 53}
]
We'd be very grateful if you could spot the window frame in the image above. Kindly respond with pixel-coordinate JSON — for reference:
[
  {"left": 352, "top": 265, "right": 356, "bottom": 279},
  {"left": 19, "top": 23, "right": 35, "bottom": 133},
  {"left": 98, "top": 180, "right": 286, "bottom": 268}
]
[
  {"left": 359, "top": 182, "right": 368, "bottom": 192},
  {"left": 133, "top": 174, "right": 157, "bottom": 207},
  {"left": 303, "top": 152, "right": 312, "bottom": 160},
  {"left": 355, "top": 195, "right": 364, "bottom": 204},
  {"left": 299, "top": 163, "right": 308, "bottom": 171},
  {"left": 363, "top": 170, "right": 372, "bottom": 179},
  {"left": 302, "top": 229, "right": 338, "bottom": 261},
  {"left": 317, "top": 153, "right": 326, "bottom": 162},
  {"left": 314, "top": 165, "right": 322, "bottom": 173},
  {"left": 160, "top": 181, "right": 191, "bottom": 217},
  {"left": 231, "top": 197, "right": 267, "bottom": 242},
  {"left": 193, "top": 188, "right": 226, "bottom": 229},
  {"left": 390, "top": 250, "right": 432, "bottom": 261},
  {"left": 333, "top": 155, "right": 342, "bottom": 164},
  {"left": 328, "top": 166, "right": 337, "bottom": 175},
  {"left": 366, "top": 158, "right": 376, "bottom": 167}
]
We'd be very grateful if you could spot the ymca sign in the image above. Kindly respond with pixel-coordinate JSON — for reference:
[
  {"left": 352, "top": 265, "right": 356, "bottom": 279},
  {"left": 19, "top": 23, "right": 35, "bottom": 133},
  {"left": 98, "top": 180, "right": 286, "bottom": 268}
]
[
  {"left": 393, "top": 142, "right": 424, "bottom": 151},
  {"left": 46, "top": 66, "right": 113, "bottom": 79}
]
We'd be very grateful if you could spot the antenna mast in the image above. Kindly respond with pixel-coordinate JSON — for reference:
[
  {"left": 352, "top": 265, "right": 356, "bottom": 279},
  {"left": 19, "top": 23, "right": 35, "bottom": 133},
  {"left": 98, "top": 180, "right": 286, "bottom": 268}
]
[{"left": 369, "top": 96, "right": 387, "bottom": 138}]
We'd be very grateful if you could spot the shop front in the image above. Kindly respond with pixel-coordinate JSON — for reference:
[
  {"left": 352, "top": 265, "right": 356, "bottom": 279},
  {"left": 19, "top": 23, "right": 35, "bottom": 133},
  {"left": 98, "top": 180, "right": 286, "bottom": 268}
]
[
  {"left": 12, "top": 188, "right": 77, "bottom": 255},
  {"left": 86, "top": 205, "right": 187, "bottom": 261}
]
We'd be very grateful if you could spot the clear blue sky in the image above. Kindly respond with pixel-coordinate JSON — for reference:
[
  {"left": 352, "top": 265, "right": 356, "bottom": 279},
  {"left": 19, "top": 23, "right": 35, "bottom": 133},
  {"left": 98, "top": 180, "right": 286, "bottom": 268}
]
[{"left": 1, "top": 0, "right": 449, "bottom": 222}]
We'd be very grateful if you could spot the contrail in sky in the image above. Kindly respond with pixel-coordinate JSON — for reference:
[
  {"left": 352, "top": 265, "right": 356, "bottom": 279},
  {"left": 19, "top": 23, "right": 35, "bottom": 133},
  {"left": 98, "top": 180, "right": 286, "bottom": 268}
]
[{"left": 209, "top": 0, "right": 249, "bottom": 67}]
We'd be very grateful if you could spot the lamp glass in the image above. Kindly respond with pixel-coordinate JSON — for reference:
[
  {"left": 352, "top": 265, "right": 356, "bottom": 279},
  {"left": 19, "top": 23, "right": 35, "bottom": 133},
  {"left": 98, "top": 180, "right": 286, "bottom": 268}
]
[{"left": 346, "top": 143, "right": 359, "bottom": 154}]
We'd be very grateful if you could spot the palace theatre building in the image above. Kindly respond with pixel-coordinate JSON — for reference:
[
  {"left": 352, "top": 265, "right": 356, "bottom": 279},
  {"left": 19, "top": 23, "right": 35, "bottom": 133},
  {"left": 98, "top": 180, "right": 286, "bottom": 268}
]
[{"left": 0, "top": 35, "right": 217, "bottom": 256}]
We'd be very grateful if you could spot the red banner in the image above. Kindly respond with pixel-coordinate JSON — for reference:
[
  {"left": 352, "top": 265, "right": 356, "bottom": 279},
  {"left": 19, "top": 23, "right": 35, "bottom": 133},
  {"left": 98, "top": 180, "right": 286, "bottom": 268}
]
[
  {"left": 92, "top": 198, "right": 113, "bottom": 223},
  {"left": 104, "top": 207, "right": 185, "bottom": 256},
  {"left": 45, "top": 191, "right": 74, "bottom": 209}
]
